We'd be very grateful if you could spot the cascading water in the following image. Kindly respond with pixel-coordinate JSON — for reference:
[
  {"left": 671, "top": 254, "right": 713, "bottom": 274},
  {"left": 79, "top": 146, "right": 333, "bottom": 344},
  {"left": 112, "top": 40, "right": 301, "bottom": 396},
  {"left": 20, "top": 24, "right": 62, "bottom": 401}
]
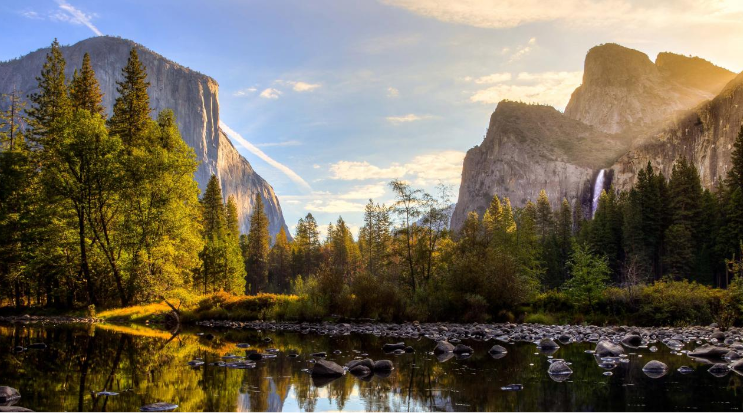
[{"left": 592, "top": 169, "right": 606, "bottom": 217}]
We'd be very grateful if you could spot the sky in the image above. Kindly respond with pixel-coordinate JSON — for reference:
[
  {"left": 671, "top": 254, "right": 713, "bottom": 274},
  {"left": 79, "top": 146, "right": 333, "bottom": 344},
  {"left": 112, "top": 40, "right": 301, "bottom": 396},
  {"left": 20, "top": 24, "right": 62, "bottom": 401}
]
[{"left": 2, "top": 0, "right": 743, "bottom": 238}]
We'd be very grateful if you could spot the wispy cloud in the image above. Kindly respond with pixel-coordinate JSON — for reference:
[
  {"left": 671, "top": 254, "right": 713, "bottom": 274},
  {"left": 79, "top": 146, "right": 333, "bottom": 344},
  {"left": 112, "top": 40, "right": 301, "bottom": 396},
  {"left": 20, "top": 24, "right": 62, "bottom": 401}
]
[
  {"left": 275, "top": 80, "right": 322, "bottom": 92},
  {"left": 219, "top": 122, "right": 312, "bottom": 193},
  {"left": 472, "top": 72, "right": 512, "bottom": 84},
  {"left": 53, "top": 0, "right": 103, "bottom": 36},
  {"left": 469, "top": 71, "right": 582, "bottom": 109},
  {"left": 381, "top": 0, "right": 743, "bottom": 30},
  {"left": 255, "top": 140, "right": 302, "bottom": 148},
  {"left": 387, "top": 87, "right": 400, "bottom": 98},
  {"left": 259, "top": 88, "right": 281, "bottom": 99},
  {"left": 329, "top": 150, "right": 465, "bottom": 185},
  {"left": 386, "top": 113, "right": 433, "bottom": 124},
  {"left": 20, "top": 10, "right": 42, "bottom": 19},
  {"left": 506, "top": 37, "right": 536, "bottom": 63},
  {"left": 233, "top": 87, "right": 257, "bottom": 97}
]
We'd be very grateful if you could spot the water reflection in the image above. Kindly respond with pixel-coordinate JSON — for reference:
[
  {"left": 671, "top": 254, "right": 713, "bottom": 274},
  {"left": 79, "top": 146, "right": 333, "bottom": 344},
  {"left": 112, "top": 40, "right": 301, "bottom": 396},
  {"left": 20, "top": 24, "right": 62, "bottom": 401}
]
[{"left": 1, "top": 323, "right": 743, "bottom": 411}]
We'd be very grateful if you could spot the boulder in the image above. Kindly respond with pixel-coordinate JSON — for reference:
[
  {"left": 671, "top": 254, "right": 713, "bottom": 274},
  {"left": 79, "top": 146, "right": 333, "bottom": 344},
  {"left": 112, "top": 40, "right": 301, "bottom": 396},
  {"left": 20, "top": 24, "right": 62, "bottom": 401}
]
[
  {"left": 731, "top": 359, "right": 743, "bottom": 374},
  {"left": 621, "top": 334, "right": 642, "bottom": 347},
  {"left": 0, "top": 407, "right": 33, "bottom": 412},
  {"left": 488, "top": 345, "right": 508, "bottom": 354},
  {"left": 538, "top": 338, "right": 559, "bottom": 349},
  {"left": 688, "top": 345, "right": 729, "bottom": 359},
  {"left": 349, "top": 365, "right": 371, "bottom": 377},
  {"left": 311, "top": 359, "right": 345, "bottom": 377},
  {"left": 453, "top": 344, "right": 473, "bottom": 355},
  {"left": 373, "top": 360, "right": 394, "bottom": 372},
  {"left": 642, "top": 360, "right": 668, "bottom": 378},
  {"left": 595, "top": 340, "right": 624, "bottom": 357},
  {"left": 140, "top": 402, "right": 178, "bottom": 412},
  {"left": 433, "top": 341, "right": 455, "bottom": 354},
  {"left": 310, "top": 352, "right": 327, "bottom": 358},
  {"left": 547, "top": 361, "right": 573, "bottom": 376},
  {"left": 708, "top": 363, "right": 730, "bottom": 377},
  {"left": 711, "top": 331, "right": 726, "bottom": 341},
  {"left": 382, "top": 342, "right": 406, "bottom": 353},
  {"left": 345, "top": 358, "right": 374, "bottom": 370},
  {"left": 0, "top": 387, "right": 20, "bottom": 405}
]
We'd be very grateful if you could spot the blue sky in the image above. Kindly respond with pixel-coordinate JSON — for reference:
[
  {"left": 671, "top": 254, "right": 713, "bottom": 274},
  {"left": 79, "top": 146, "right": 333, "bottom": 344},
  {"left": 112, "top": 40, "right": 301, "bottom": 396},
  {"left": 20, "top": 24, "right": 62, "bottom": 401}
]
[{"left": 3, "top": 0, "right": 743, "bottom": 237}]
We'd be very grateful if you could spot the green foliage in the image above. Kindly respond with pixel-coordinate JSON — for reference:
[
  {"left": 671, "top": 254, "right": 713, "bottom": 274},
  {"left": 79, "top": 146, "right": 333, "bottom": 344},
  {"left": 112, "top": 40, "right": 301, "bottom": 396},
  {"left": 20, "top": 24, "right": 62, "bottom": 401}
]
[
  {"left": 245, "top": 194, "right": 269, "bottom": 294},
  {"left": 564, "top": 243, "right": 610, "bottom": 311}
]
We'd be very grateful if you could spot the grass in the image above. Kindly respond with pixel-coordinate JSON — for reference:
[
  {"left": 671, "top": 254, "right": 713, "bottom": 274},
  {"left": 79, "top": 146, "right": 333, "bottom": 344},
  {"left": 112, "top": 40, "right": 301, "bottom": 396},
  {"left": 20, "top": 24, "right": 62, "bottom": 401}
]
[{"left": 98, "top": 302, "right": 173, "bottom": 323}]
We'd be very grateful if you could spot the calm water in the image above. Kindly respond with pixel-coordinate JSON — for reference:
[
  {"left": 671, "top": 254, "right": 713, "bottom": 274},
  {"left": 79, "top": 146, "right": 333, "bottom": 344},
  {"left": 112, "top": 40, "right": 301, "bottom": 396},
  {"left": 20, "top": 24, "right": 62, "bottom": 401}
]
[{"left": 1, "top": 322, "right": 743, "bottom": 412}]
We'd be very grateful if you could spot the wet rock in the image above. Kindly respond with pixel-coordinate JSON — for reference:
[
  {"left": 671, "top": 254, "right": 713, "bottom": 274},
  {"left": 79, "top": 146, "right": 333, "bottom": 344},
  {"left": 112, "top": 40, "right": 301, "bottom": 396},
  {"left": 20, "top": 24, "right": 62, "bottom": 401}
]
[
  {"left": 405, "top": 346, "right": 415, "bottom": 353},
  {"left": 27, "top": 343, "right": 46, "bottom": 350},
  {"left": 373, "top": 360, "right": 394, "bottom": 372},
  {"left": 0, "top": 387, "right": 21, "bottom": 405},
  {"left": 140, "top": 402, "right": 178, "bottom": 412},
  {"left": 731, "top": 359, "right": 743, "bottom": 374},
  {"left": 621, "top": 334, "right": 642, "bottom": 347},
  {"left": 96, "top": 391, "right": 119, "bottom": 396},
  {"left": 346, "top": 358, "right": 374, "bottom": 370},
  {"left": 688, "top": 345, "right": 729, "bottom": 359},
  {"left": 595, "top": 340, "right": 624, "bottom": 357},
  {"left": 0, "top": 407, "right": 33, "bottom": 412},
  {"left": 501, "top": 384, "right": 523, "bottom": 391},
  {"left": 382, "top": 342, "right": 406, "bottom": 353},
  {"left": 310, "top": 352, "right": 327, "bottom": 358},
  {"left": 433, "top": 341, "right": 455, "bottom": 354},
  {"left": 538, "top": 338, "right": 559, "bottom": 349},
  {"left": 12, "top": 347, "right": 23, "bottom": 353},
  {"left": 711, "top": 331, "right": 726, "bottom": 341},
  {"left": 642, "top": 360, "right": 668, "bottom": 378},
  {"left": 436, "top": 352, "right": 455, "bottom": 363},
  {"left": 678, "top": 366, "right": 694, "bottom": 374},
  {"left": 453, "top": 344, "right": 473, "bottom": 355},
  {"left": 204, "top": 333, "right": 215, "bottom": 340},
  {"left": 708, "top": 363, "right": 730, "bottom": 377},
  {"left": 547, "top": 360, "right": 573, "bottom": 376},
  {"left": 558, "top": 335, "right": 572, "bottom": 344},
  {"left": 311, "top": 359, "right": 345, "bottom": 377},
  {"left": 263, "top": 337, "right": 272, "bottom": 343},
  {"left": 349, "top": 365, "right": 371, "bottom": 377},
  {"left": 247, "top": 353, "right": 263, "bottom": 361},
  {"left": 489, "top": 345, "right": 508, "bottom": 354},
  {"left": 236, "top": 343, "right": 250, "bottom": 348}
]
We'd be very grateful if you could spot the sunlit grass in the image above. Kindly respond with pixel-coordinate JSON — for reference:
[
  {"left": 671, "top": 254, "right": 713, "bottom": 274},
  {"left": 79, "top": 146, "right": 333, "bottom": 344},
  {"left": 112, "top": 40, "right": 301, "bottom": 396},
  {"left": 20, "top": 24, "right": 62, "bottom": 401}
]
[{"left": 97, "top": 302, "right": 172, "bottom": 322}]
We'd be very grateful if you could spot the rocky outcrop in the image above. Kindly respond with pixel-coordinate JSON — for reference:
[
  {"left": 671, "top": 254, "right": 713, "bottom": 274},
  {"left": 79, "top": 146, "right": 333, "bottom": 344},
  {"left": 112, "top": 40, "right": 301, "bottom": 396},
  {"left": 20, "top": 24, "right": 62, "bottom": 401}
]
[
  {"left": 451, "top": 101, "right": 630, "bottom": 231},
  {"left": 565, "top": 43, "right": 735, "bottom": 134},
  {"left": 0, "top": 36, "right": 289, "bottom": 236},
  {"left": 611, "top": 73, "right": 743, "bottom": 192}
]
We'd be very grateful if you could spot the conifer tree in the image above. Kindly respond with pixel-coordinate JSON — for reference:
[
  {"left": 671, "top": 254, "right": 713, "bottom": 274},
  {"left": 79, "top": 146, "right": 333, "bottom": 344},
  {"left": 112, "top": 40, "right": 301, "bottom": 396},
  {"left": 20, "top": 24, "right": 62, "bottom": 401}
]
[
  {"left": 70, "top": 53, "right": 105, "bottom": 116},
  {"left": 269, "top": 227, "right": 292, "bottom": 292},
  {"left": 246, "top": 194, "right": 270, "bottom": 294},
  {"left": 109, "top": 48, "right": 150, "bottom": 146},
  {"left": 27, "top": 39, "right": 71, "bottom": 145},
  {"left": 535, "top": 190, "right": 554, "bottom": 241},
  {"left": 226, "top": 195, "right": 240, "bottom": 239}
]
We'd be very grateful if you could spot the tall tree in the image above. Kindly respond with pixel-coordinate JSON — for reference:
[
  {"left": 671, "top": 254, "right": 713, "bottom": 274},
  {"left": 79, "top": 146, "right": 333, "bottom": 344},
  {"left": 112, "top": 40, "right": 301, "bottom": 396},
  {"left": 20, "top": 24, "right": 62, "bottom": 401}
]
[
  {"left": 246, "top": 194, "right": 270, "bottom": 294},
  {"left": 292, "top": 213, "right": 321, "bottom": 278},
  {"left": 269, "top": 227, "right": 292, "bottom": 293},
  {"left": 27, "top": 39, "right": 71, "bottom": 145},
  {"left": 389, "top": 179, "right": 422, "bottom": 293},
  {"left": 69, "top": 53, "right": 105, "bottom": 116},
  {"left": 108, "top": 48, "right": 150, "bottom": 146}
]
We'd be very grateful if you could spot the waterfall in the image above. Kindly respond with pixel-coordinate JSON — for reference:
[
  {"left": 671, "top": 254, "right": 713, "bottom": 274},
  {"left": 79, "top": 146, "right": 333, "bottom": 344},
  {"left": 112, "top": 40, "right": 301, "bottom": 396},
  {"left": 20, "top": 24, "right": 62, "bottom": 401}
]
[{"left": 592, "top": 169, "right": 606, "bottom": 217}]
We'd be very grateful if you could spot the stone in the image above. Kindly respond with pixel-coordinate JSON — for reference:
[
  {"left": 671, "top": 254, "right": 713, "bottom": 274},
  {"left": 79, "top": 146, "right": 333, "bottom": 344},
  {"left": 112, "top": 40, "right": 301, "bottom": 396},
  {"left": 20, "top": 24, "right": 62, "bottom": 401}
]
[
  {"left": 346, "top": 359, "right": 374, "bottom": 370},
  {"left": 373, "top": 360, "right": 394, "bottom": 372},
  {"left": 688, "top": 345, "right": 729, "bottom": 359},
  {"left": 547, "top": 361, "right": 573, "bottom": 376},
  {"left": 642, "top": 360, "right": 668, "bottom": 378},
  {"left": 140, "top": 402, "right": 178, "bottom": 412},
  {"left": 349, "top": 365, "right": 371, "bottom": 377},
  {"left": 595, "top": 340, "right": 624, "bottom": 357},
  {"left": 0, "top": 387, "right": 20, "bottom": 405},
  {"left": 311, "top": 359, "right": 345, "bottom": 377},
  {"left": 382, "top": 342, "right": 406, "bottom": 353},
  {"left": 708, "top": 363, "right": 730, "bottom": 377},
  {"left": 453, "top": 344, "right": 473, "bottom": 355},
  {"left": 433, "top": 341, "right": 455, "bottom": 354},
  {"left": 620, "top": 334, "right": 642, "bottom": 347},
  {"left": 488, "top": 345, "right": 508, "bottom": 354},
  {"left": 538, "top": 338, "right": 560, "bottom": 350},
  {"left": 27, "top": 343, "right": 46, "bottom": 350}
]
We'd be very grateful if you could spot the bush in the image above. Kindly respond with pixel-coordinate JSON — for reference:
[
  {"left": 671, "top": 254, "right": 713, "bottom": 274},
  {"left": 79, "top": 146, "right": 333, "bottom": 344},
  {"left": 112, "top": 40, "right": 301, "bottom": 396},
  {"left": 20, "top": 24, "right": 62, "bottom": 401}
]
[
  {"left": 532, "top": 290, "right": 574, "bottom": 313},
  {"left": 524, "top": 312, "right": 555, "bottom": 325},
  {"left": 635, "top": 280, "right": 720, "bottom": 326}
]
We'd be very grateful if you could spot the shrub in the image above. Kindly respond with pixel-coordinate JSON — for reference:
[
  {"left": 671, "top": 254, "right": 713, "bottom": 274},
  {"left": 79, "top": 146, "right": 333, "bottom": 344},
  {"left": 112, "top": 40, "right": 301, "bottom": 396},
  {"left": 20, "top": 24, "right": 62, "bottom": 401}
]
[
  {"left": 636, "top": 280, "right": 719, "bottom": 326},
  {"left": 524, "top": 312, "right": 555, "bottom": 325}
]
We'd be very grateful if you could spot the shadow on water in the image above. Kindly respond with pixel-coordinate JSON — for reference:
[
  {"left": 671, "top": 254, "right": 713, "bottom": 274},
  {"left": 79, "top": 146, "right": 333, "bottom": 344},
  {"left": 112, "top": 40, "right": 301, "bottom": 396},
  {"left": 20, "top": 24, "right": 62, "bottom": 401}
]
[{"left": 2, "top": 323, "right": 743, "bottom": 411}]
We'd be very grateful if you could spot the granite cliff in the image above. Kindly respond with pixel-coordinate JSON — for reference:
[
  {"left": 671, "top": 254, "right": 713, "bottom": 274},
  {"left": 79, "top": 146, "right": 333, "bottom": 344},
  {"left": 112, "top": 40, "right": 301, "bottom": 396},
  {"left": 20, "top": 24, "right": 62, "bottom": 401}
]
[
  {"left": 453, "top": 43, "right": 739, "bottom": 232},
  {"left": 0, "top": 36, "right": 289, "bottom": 237}
]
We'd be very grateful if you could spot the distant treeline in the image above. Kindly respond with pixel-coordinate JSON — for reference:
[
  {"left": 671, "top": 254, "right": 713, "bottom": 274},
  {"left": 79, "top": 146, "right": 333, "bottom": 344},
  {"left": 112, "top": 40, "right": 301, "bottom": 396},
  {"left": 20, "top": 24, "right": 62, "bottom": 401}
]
[{"left": 2, "top": 40, "right": 743, "bottom": 326}]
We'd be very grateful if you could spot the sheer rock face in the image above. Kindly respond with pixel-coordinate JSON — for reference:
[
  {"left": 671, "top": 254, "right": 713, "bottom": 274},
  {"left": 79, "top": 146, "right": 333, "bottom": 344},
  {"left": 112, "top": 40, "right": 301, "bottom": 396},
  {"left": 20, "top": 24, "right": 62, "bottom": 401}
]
[
  {"left": 0, "top": 36, "right": 289, "bottom": 237},
  {"left": 565, "top": 43, "right": 735, "bottom": 134},
  {"left": 450, "top": 101, "right": 630, "bottom": 232},
  {"left": 610, "top": 73, "right": 743, "bottom": 192}
]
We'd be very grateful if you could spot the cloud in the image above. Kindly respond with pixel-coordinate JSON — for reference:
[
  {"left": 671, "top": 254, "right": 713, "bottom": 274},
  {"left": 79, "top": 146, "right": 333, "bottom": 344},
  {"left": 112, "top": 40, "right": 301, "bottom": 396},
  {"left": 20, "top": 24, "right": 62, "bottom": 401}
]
[
  {"left": 469, "top": 71, "right": 582, "bottom": 109},
  {"left": 329, "top": 150, "right": 466, "bottom": 185},
  {"left": 330, "top": 161, "right": 407, "bottom": 180},
  {"left": 255, "top": 140, "right": 302, "bottom": 148},
  {"left": 20, "top": 10, "right": 42, "bottom": 19},
  {"left": 219, "top": 122, "right": 312, "bottom": 193},
  {"left": 304, "top": 199, "right": 367, "bottom": 213},
  {"left": 259, "top": 88, "right": 281, "bottom": 99},
  {"left": 233, "top": 87, "right": 257, "bottom": 97},
  {"left": 290, "top": 81, "right": 321, "bottom": 92},
  {"left": 506, "top": 37, "right": 536, "bottom": 63},
  {"left": 380, "top": 0, "right": 743, "bottom": 30},
  {"left": 472, "top": 72, "right": 512, "bottom": 84},
  {"left": 386, "top": 113, "right": 433, "bottom": 124},
  {"left": 387, "top": 87, "right": 400, "bottom": 98},
  {"left": 53, "top": 0, "right": 102, "bottom": 36},
  {"left": 338, "top": 182, "right": 388, "bottom": 200}
]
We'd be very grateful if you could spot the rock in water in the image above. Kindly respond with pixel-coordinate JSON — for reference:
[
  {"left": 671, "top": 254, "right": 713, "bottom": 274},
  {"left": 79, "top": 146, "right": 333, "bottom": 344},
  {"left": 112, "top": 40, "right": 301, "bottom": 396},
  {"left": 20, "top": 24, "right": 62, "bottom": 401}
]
[
  {"left": 488, "top": 345, "right": 508, "bottom": 355},
  {"left": 501, "top": 384, "right": 523, "bottom": 391},
  {"left": 453, "top": 344, "right": 473, "bottom": 355},
  {"left": 140, "top": 402, "right": 178, "bottom": 412},
  {"left": 688, "top": 345, "right": 729, "bottom": 359},
  {"left": 0, "top": 407, "right": 34, "bottom": 412},
  {"left": 642, "top": 360, "right": 668, "bottom": 378},
  {"left": 433, "top": 341, "right": 455, "bottom": 354},
  {"left": 382, "top": 342, "right": 406, "bottom": 353},
  {"left": 373, "top": 360, "right": 394, "bottom": 372},
  {"left": 620, "top": 334, "right": 642, "bottom": 347},
  {"left": 0, "top": 36, "right": 290, "bottom": 238},
  {"left": 0, "top": 387, "right": 20, "bottom": 405},
  {"left": 349, "top": 365, "right": 371, "bottom": 377},
  {"left": 27, "top": 343, "right": 47, "bottom": 350},
  {"left": 548, "top": 361, "right": 573, "bottom": 376},
  {"left": 311, "top": 359, "right": 345, "bottom": 377},
  {"left": 708, "top": 363, "right": 730, "bottom": 377},
  {"left": 346, "top": 359, "right": 374, "bottom": 370},
  {"left": 595, "top": 340, "right": 624, "bottom": 357},
  {"left": 538, "top": 338, "right": 560, "bottom": 350}
]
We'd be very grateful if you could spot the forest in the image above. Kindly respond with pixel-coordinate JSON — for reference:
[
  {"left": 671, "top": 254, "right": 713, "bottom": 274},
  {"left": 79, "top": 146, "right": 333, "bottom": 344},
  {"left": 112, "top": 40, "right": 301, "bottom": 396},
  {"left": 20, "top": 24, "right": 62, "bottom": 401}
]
[{"left": 3, "top": 40, "right": 743, "bottom": 327}]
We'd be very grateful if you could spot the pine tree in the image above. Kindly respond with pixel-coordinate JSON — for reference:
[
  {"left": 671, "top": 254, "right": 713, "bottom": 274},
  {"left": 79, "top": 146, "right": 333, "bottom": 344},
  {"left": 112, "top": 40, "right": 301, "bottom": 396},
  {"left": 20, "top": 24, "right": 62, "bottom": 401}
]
[
  {"left": 726, "top": 126, "right": 743, "bottom": 194},
  {"left": 269, "top": 227, "right": 292, "bottom": 292},
  {"left": 198, "top": 175, "right": 227, "bottom": 294},
  {"left": 70, "top": 53, "right": 105, "bottom": 116},
  {"left": 226, "top": 195, "right": 240, "bottom": 239},
  {"left": 27, "top": 39, "right": 71, "bottom": 145},
  {"left": 109, "top": 48, "right": 150, "bottom": 146},
  {"left": 535, "top": 190, "right": 554, "bottom": 241},
  {"left": 664, "top": 157, "right": 703, "bottom": 279},
  {"left": 555, "top": 198, "right": 573, "bottom": 286},
  {"left": 292, "top": 213, "right": 321, "bottom": 277},
  {"left": 246, "top": 194, "right": 270, "bottom": 294}
]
